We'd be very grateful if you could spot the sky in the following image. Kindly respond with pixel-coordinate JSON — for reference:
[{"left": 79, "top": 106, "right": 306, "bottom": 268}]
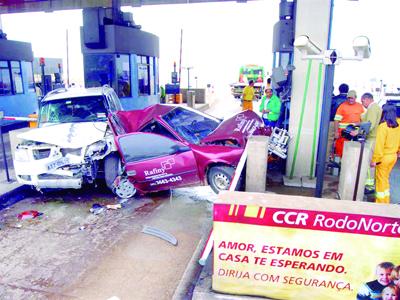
[{"left": 1, "top": 0, "right": 399, "bottom": 95}]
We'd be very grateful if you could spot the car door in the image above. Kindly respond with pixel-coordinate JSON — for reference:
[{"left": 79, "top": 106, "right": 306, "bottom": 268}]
[{"left": 116, "top": 132, "right": 200, "bottom": 192}]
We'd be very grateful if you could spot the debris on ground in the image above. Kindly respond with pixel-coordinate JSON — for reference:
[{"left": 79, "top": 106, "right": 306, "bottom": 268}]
[
  {"left": 142, "top": 225, "right": 178, "bottom": 246},
  {"left": 89, "top": 203, "right": 105, "bottom": 215},
  {"left": 119, "top": 198, "right": 130, "bottom": 204},
  {"left": 17, "top": 210, "right": 42, "bottom": 220},
  {"left": 106, "top": 204, "right": 122, "bottom": 210}
]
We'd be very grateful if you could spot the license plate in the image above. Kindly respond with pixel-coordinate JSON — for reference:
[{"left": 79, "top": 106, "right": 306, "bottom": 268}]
[{"left": 47, "top": 157, "right": 69, "bottom": 170}]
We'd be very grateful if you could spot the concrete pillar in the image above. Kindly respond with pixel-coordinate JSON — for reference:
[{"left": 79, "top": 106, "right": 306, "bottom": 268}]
[
  {"left": 246, "top": 136, "right": 268, "bottom": 193},
  {"left": 338, "top": 141, "right": 372, "bottom": 201},
  {"left": 187, "top": 91, "right": 195, "bottom": 108},
  {"left": 285, "top": 0, "right": 332, "bottom": 178}
]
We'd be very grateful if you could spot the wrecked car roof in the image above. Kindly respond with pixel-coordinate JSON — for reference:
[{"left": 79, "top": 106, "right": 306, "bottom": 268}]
[
  {"left": 113, "top": 104, "right": 176, "bottom": 133},
  {"left": 200, "top": 110, "right": 263, "bottom": 143}
]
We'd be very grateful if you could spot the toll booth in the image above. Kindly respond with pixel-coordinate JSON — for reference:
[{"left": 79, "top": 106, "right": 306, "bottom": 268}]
[
  {"left": 32, "top": 57, "right": 64, "bottom": 94},
  {"left": 81, "top": 7, "right": 159, "bottom": 110},
  {"left": 0, "top": 37, "right": 37, "bottom": 118}
]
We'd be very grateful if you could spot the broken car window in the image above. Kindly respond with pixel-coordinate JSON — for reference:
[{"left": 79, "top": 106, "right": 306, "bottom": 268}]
[
  {"left": 161, "top": 107, "right": 220, "bottom": 144},
  {"left": 39, "top": 96, "right": 107, "bottom": 124},
  {"left": 119, "top": 133, "right": 185, "bottom": 163}
]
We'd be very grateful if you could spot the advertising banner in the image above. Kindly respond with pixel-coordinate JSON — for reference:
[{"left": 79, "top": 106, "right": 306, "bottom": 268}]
[{"left": 213, "top": 192, "right": 400, "bottom": 300}]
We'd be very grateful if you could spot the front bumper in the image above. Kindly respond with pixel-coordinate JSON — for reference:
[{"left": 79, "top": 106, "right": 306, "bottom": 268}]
[
  {"left": 14, "top": 144, "right": 85, "bottom": 190},
  {"left": 16, "top": 174, "right": 83, "bottom": 189}
]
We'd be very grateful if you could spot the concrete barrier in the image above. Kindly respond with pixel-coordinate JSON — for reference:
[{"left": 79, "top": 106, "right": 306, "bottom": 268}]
[
  {"left": 245, "top": 136, "right": 269, "bottom": 193},
  {"left": 338, "top": 141, "right": 372, "bottom": 201}
]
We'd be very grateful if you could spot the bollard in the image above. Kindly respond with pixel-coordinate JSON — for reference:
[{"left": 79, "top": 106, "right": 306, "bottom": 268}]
[
  {"left": 174, "top": 93, "right": 183, "bottom": 104},
  {"left": 28, "top": 113, "right": 38, "bottom": 128},
  {"left": 338, "top": 141, "right": 372, "bottom": 201},
  {"left": 187, "top": 91, "right": 195, "bottom": 108},
  {"left": 245, "top": 135, "right": 269, "bottom": 192}
]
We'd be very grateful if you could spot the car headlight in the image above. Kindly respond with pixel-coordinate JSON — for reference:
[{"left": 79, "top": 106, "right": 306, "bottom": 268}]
[
  {"left": 15, "top": 148, "right": 30, "bottom": 162},
  {"left": 85, "top": 140, "right": 107, "bottom": 157}
]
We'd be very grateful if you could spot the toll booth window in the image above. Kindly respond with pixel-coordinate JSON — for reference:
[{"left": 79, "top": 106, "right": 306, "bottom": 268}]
[
  {"left": 0, "top": 61, "right": 12, "bottom": 96},
  {"left": 27, "top": 62, "right": 35, "bottom": 92},
  {"left": 11, "top": 61, "right": 23, "bottom": 94},
  {"left": 116, "top": 54, "right": 131, "bottom": 98},
  {"left": 137, "top": 55, "right": 150, "bottom": 95},
  {"left": 84, "top": 54, "right": 114, "bottom": 88}
]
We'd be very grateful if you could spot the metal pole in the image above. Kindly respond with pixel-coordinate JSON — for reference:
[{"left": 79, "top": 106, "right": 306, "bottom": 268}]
[
  {"left": 187, "top": 68, "right": 190, "bottom": 90},
  {"left": 0, "top": 126, "right": 10, "bottom": 182},
  {"left": 178, "top": 29, "right": 183, "bottom": 86},
  {"left": 315, "top": 64, "right": 335, "bottom": 198},
  {"left": 353, "top": 140, "right": 365, "bottom": 201},
  {"left": 41, "top": 63, "right": 46, "bottom": 95},
  {"left": 112, "top": 0, "right": 121, "bottom": 22},
  {"left": 66, "top": 29, "right": 70, "bottom": 87}
]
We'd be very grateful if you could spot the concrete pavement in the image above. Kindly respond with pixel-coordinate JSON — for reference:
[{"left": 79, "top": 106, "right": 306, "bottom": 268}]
[{"left": 0, "top": 185, "right": 214, "bottom": 299}]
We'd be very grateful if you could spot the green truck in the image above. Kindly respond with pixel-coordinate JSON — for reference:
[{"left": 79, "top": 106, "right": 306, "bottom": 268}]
[{"left": 230, "top": 64, "right": 265, "bottom": 100}]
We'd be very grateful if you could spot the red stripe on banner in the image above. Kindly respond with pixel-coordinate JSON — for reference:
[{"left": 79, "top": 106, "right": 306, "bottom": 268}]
[{"left": 213, "top": 204, "right": 400, "bottom": 238}]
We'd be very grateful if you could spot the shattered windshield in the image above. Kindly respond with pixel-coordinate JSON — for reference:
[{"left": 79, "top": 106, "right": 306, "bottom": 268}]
[
  {"left": 39, "top": 96, "right": 108, "bottom": 125},
  {"left": 162, "top": 107, "right": 220, "bottom": 144}
]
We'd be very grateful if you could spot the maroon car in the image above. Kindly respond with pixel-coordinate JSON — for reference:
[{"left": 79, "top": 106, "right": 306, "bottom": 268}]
[{"left": 106, "top": 104, "right": 265, "bottom": 198}]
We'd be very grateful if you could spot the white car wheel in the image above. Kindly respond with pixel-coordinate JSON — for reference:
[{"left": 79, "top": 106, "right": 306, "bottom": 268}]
[{"left": 114, "top": 178, "right": 136, "bottom": 199}]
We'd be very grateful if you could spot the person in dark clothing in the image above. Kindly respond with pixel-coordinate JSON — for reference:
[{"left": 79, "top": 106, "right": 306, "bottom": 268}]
[
  {"left": 330, "top": 83, "right": 349, "bottom": 121},
  {"left": 357, "top": 262, "right": 394, "bottom": 300},
  {"left": 326, "top": 83, "right": 350, "bottom": 164}
]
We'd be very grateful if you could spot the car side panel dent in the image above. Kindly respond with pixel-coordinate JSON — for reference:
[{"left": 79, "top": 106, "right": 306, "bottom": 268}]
[{"left": 190, "top": 145, "right": 243, "bottom": 183}]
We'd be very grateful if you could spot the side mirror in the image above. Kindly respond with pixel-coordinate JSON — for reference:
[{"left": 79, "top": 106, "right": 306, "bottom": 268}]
[{"left": 172, "top": 144, "right": 191, "bottom": 154}]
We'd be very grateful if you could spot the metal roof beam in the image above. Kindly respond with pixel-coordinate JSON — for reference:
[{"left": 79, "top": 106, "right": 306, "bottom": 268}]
[{"left": 0, "top": 0, "right": 252, "bottom": 14}]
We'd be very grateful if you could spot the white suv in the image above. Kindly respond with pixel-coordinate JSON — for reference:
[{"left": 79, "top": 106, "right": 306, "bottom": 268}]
[{"left": 14, "top": 85, "right": 122, "bottom": 191}]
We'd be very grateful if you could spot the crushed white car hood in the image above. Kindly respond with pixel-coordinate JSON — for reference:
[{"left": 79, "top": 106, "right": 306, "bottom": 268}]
[{"left": 17, "top": 122, "right": 108, "bottom": 148}]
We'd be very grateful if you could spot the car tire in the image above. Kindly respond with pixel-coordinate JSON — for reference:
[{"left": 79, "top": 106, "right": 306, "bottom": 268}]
[
  {"left": 104, "top": 153, "right": 122, "bottom": 190},
  {"left": 207, "top": 165, "right": 243, "bottom": 194}
]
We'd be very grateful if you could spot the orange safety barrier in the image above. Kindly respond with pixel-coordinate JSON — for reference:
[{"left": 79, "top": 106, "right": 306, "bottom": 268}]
[
  {"left": 174, "top": 93, "right": 183, "bottom": 104},
  {"left": 28, "top": 114, "right": 38, "bottom": 128}
]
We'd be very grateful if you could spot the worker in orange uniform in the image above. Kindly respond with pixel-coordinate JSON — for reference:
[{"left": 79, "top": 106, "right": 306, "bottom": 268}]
[
  {"left": 370, "top": 104, "right": 400, "bottom": 204},
  {"left": 242, "top": 80, "right": 255, "bottom": 111},
  {"left": 334, "top": 90, "right": 364, "bottom": 157}
]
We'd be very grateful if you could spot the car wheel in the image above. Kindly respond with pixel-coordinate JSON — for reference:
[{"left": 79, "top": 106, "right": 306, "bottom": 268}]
[
  {"left": 104, "top": 153, "right": 122, "bottom": 190},
  {"left": 207, "top": 166, "right": 236, "bottom": 194},
  {"left": 114, "top": 178, "right": 136, "bottom": 199}
]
